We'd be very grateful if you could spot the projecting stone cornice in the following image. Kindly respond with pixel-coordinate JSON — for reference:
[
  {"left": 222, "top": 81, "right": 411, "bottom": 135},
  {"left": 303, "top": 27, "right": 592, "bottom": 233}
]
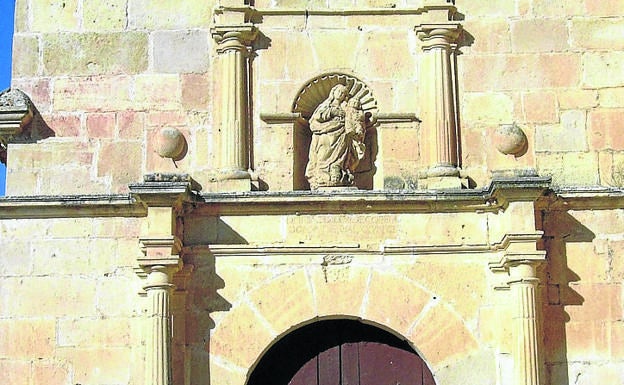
[
  {"left": 0, "top": 176, "right": 554, "bottom": 218},
  {"left": 10, "top": 178, "right": 624, "bottom": 218}
]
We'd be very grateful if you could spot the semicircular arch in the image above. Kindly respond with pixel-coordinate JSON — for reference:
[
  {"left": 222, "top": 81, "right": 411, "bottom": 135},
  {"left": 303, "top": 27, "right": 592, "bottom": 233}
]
[{"left": 246, "top": 317, "right": 436, "bottom": 385}]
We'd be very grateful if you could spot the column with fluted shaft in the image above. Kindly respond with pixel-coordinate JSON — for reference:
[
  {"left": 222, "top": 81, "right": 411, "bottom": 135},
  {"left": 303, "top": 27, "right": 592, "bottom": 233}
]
[
  {"left": 143, "top": 264, "right": 177, "bottom": 385},
  {"left": 416, "top": 23, "right": 462, "bottom": 188},
  {"left": 211, "top": 26, "right": 258, "bottom": 186},
  {"left": 509, "top": 261, "right": 542, "bottom": 385}
]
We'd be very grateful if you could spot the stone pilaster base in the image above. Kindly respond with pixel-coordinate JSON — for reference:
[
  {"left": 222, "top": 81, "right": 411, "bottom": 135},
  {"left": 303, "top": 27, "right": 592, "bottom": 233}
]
[{"left": 419, "top": 176, "right": 468, "bottom": 189}]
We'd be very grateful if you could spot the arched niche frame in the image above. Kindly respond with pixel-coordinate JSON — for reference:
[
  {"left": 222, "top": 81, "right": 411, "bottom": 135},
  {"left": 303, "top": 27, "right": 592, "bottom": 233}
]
[
  {"left": 246, "top": 317, "right": 436, "bottom": 385},
  {"left": 291, "top": 73, "right": 379, "bottom": 191}
]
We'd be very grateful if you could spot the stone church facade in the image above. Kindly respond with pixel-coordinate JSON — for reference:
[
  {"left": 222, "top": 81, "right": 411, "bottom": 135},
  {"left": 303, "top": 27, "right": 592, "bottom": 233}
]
[{"left": 1, "top": 1, "right": 624, "bottom": 385}]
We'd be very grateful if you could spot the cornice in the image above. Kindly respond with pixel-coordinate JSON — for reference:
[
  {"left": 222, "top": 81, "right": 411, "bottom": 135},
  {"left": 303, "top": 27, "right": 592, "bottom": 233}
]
[
  {"left": 0, "top": 176, "right": 553, "bottom": 219},
  {"left": 537, "top": 186, "right": 624, "bottom": 211},
  {"left": 0, "top": 194, "right": 143, "bottom": 219}
]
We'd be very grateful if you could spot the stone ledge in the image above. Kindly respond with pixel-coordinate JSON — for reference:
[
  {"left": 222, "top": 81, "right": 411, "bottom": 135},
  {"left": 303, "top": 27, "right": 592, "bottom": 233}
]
[{"left": 0, "top": 194, "right": 143, "bottom": 219}]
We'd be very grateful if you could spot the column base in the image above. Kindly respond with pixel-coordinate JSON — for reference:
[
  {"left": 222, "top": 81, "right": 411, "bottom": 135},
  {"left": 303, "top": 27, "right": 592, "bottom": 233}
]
[
  {"left": 203, "top": 169, "right": 253, "bottom": 192},
  {"left": 205, "top": 178, "right": 252, "bottom": 192},
  {"left": 420, "top": 176, "right": 468, "bottom": 189}
]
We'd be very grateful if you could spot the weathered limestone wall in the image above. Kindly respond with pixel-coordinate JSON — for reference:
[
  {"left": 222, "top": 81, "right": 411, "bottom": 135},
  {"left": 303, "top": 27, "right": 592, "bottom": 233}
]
[
  {"left": 459, "top": 0, "right": 624, "bottom": 187},
  {"left": 9, "top": 0, "right": 218, "bottom": 195},
  {"left": 3, "top": 1, "right": 624, "bottom": 385},
  {"left": 0, "top": 216, "right": 146, "bottom": 385},
  {"left": 7, "top": 0, "right": 624, "bottom": 194},
  {"left": 541, "top": 207, "right": 624, "bottom": 384}
]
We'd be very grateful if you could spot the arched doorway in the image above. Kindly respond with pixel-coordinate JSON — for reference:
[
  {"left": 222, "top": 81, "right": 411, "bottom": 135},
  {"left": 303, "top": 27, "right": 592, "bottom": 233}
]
[{"left": 247, "top": 319, "right": 435, "bottom": 385}]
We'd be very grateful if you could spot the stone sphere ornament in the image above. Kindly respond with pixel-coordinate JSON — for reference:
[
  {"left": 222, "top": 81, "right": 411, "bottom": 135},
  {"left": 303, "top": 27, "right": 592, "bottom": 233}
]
[
  {"left": 493, "top": 123, "right": 528, "bottom": 157},
  {"left": 156, "top": 127, "right": 187, "bottom": 161}
]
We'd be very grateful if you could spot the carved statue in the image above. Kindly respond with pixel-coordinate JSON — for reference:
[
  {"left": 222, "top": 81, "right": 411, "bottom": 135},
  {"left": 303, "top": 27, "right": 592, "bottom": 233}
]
[{"left": 305, "top": 84, "right": 368, "bottom": 190}]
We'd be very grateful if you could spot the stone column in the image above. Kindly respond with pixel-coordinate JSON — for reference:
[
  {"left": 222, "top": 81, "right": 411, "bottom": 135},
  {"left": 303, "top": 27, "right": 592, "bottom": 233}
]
[
  {"left": 416, "top": 23, "right": 462, "bottom": 188},
  {"left": 509, "top": 261, "right": 542, "bottom": 385},
  {"left": 211, "top": 26, "right": 258, "bottom": 187},
  {"left": 143, "top": 264, "right": 177, "bottom": 385}
]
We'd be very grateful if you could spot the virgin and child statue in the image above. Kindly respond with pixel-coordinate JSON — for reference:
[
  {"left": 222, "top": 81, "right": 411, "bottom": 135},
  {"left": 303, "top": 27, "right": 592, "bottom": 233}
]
[{"left": 305, "top": 84, "right": 369, "bottom": 190}]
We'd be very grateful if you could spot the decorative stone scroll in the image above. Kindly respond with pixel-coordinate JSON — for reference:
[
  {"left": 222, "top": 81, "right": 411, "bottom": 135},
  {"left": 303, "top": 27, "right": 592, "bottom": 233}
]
[{"left": 293, "top": 74, "right": 378, "bottom": 190}]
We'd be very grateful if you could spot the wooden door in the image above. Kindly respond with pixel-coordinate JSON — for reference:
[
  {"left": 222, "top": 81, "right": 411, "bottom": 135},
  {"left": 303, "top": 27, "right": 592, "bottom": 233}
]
[
  {"left": 289, "top": 341, "right": 434, "bottom": 385},
  {"left": 247, "top": 320, "right": 435, "bottom": 385}
]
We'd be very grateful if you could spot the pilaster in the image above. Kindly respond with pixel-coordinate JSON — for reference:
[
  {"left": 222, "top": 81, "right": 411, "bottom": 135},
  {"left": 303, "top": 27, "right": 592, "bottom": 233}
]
[
  {"left": 130, "top": 174, "right": 200, "bottom": 385},
  {"left": 415, "top": 23, "right": 463, "bottom": 189},
  {"left": 211, "top": 25, "right": 258, "bottom": 191},
  {"left": 490, "top": 233, "right": 546, "bottom": 385}
]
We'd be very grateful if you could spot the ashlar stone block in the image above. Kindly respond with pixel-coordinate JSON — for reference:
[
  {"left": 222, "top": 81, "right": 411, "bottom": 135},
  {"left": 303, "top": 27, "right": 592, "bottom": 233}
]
[
  {"left": 56, "top": 347, "right": 132, "bottom": 384},
  {"left": 0, "top": 319, "right": 55, "bottom": 359},
  {"left": 510, "top": 19, "right": 569, "bottom": 53},
  {"left": 588, "top": 109, "right": 624, "bottom": 151},
  {"left": 249, "top": 270, "right": 315, "bottom": 334},
  {"left": 128, "top": 0, "right": 212, "bottom": 29},
  {"left": 570, "top": 17, "right": 624, "bottom": 50},
  {"left": 462, "top": 54, "right": 581, "bottom": 91},
  {"left": 463, "top": 92, "right": 514, "bottom": 124},
  {"left": 31, "top": 0, "right": 80, "bottom": 32},
  {"left": 210, "top": 304, "right": 274, "bottom": 368},
  {"left": 407, "top": 303, "right": 479, "bottom": 367},
  {"left": 42, "top": 33, "right": 148, "bottom": 76},
  {"left": 309, "top": 30, "right": 360, "bottom": 69},
  {"left": 53, "top": 76, "right": 134, "bottom": 112},
  {"left": 522, "top": 91, "right": 558, "bottom": 123},
  {"left": 585, "top": 0, "right": 624, "bottom": 16},
  {"left": 83, "top": 0, "right": 127, "bottom": 31},
  {"left": 583, "top": 52, "right": 624, "bottom": 88},
  {"left": 0, "top": 360, "right": 30, "bottom": 385},
  {"left": 463, "top": 20, "right": 511, "bottom": 54},
  {"left": 365, "top": 271, "right": 433, "bottom": 335},
  {"left": 153, "top": 30, "right": 210, "bottom": 74},
  {"left": 535, "top": 110, "right": 587, "bottom": 152},
  {"left": 11, "top": 34, "right": 39, "bottom": 77}
]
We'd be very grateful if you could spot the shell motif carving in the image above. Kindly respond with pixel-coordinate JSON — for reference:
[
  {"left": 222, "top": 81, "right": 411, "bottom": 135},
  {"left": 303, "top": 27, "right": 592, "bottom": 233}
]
[{"left": 292, "top": 73, "right": 378, "bottom": 121}]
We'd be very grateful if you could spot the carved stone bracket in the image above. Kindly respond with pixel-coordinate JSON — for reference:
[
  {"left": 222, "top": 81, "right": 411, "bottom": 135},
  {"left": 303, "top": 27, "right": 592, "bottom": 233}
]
[{"left": 0, "top": 89, "right": 34, "bottom": 164}]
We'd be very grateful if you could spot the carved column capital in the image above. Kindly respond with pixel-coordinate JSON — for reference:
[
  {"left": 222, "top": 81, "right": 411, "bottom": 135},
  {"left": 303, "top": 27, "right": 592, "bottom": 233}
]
[
  {"left": 211, "top": 25, "right": 258, "bottom": 55},
  {"left": 415, "top": 23, "right": 462, "bottom": 50}
]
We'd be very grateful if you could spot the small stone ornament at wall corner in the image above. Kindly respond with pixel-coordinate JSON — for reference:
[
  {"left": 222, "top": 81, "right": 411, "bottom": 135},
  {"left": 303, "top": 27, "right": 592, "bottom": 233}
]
[
  {"left": 493, "top": 123, "right": 528, "bottom": 157},
  {"left": 155, "top": 127, "right": 188, "bottom": 162}
]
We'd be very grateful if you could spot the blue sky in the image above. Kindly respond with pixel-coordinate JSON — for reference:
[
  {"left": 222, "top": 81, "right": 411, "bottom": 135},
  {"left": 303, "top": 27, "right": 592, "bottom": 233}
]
[{"left": 0, "top": 0, "right": 15, "bottom": 196}]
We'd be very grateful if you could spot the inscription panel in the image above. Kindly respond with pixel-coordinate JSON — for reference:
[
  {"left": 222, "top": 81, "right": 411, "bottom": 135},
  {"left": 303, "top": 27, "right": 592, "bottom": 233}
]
[{"left": 286, "top": 214, "right": 398, "bottom": 244}]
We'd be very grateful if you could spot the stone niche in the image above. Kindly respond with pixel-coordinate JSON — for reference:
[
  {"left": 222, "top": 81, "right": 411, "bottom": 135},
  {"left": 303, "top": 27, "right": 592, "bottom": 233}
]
[{"left": 292, "top": 73, "right": 379, "bottom": 191}]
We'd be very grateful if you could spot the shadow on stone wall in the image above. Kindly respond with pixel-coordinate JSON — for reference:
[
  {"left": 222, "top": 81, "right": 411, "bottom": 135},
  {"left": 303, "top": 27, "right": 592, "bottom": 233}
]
[
  {"left": 181, "top": 251, "right": 231, "bottom": 385},
  {"left": 541, "top": 210, "right": 591, "bottom": 385}
]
